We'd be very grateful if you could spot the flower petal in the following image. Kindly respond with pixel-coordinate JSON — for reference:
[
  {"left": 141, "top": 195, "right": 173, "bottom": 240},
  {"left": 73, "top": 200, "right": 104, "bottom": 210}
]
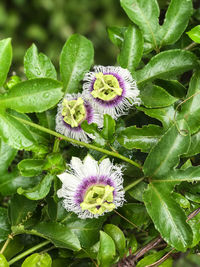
[{"left": 83, "top": 154, "right": 99, "bottom": 176}]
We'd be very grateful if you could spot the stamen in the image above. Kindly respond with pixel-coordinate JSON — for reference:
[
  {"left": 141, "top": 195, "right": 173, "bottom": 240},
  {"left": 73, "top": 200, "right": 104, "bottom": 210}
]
[
  {"left": 92, "top": 72, "right": 123, "bottom": 101},
  {"left": 61, "top": 97, "right": 86, "bottom": 128}
]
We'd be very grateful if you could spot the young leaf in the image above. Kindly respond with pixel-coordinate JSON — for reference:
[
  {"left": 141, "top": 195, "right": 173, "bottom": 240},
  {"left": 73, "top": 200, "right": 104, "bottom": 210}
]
[
  {"left": 159, "top": 0, "right": 192, "bottom": 47},
  {"left": 117, "top": 124, "right": 163, "bottom": 152},
  {"left": 136, "top": 50, "right": 198, "bottom": 85},
  {"left": 60, "top": 34, "right": 94, "bottom": 94},
  {"left": 107, "top": 26, "right": 125, "bottom": 48},
  {"left": 187, "top": 25, "right": 200, "bottom": 43},
  {"left": 118, "top": 25, "right": 143, "bottom": 72},
  {"left": 0, "top": 207, "right": 10, "bottom": 242},
  {"left": 101, "top": 114, "right": 116, "bottom": 142},
  {"left": 143, "top": 183, "right": 192, "bottom": 251},
  {"left": 24, "top": 44, "right": 57, "bottom": 79},
  {"left": 81, "top": 121, "right": 106, "bottom": 147},
  {"left": 97, "top": 231, "right": 116, "bottom": 267},
  {"left": 18, "top": 159, "right": 44, "bottom": 177},
  {"left": 120, "top": 0, "right": 160, "bottom": 51},
  {"left": 0, "top": 139, "right": 17, "bottom": 173},
  {"left": 0, "top": 38, "right": 12, "bottom": 87},
  {"left": 143, "top": 120, "right": 190, "bottom": 179},
  {"left": 0, "top": 78, "right": 63, "bottom": 113},
  {"left": 22, "top": 253, "right": 52, "bottom": 267}
]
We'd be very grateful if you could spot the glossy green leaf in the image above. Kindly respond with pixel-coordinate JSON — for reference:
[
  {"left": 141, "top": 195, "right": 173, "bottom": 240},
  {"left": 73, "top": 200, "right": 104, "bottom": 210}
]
[
  {"left": 18, "top": 173, "right": 55, "bottom": 200},
  {"left": 143, "top": 120, "right": 190, "bottom": 179},
  {"left": 136, "top": 249, "right": 168, "bottom": 267},
  {"left": 159, "top": 0, "right": 192, "bottom": 47},
  {"left": 140, "top": 84, "right": 177, "bottom": 108},
  {"left": 184, "top": 131, "right": 200, "bottom": 157},
  {"left": 173, "top": 192, "right": 190, "bottom": 209},
  {"left": 187, "top": 25, "right": 200, "bottom": 43},
  {"left": 136, "top": 50, "right": 198, "bottom": 85},
  {"left": 33, "top": 222, "right": 81, "bottom": 251},
  {"left": 97, "top": 231, "right": 116, "bottom": 267},
  {"left": 117, "top": 124, "right": 163, "bottom": 152},
  {"left": 0, "top": 169, "right": 41, "bottom": 196},
  {"left": 180, "top": 71, "right": 200, "bottom": 134},
  {"left": 0, "top": 139, "right": 16, "bottom": 173},
  {"left": 107, "top": 26, "right": 125, "bottom": 48},
  {"left": 0, "top": 254, "right": 9, "bottom": 267},
  {"left": 0, "top": 207, "right": 10, "bottom": 242},
  {"left": 118, "top": 25, "right": 143, "bottom": 72},
  {"left": 128, "top": 181, "right": 148, "bottom": 202},
  {"left": 60, "top": 34, "right": 94, "bottom": 94},
  {"left": 18, "top": 159, "right": 44, "bottom": 177},
  {"left": 155, "top": 79, "right": 187, "bottom": 98},
  {"left": 143, "top": 183, "right": 192, "bottom": 251},
  {"left": 101, "top": 114, "right": 115, "bottom": 142},
  {"left": 0, "top": 38, "right": 12, "bottom": 87},
  {"left": 0, "top": 78, "right": 63, "bottom": 113},
  {"left": 3, "top": 236, "right": 24, "bottom": 260},
  {"left": 120, "top": 0, "right": 160, "bottom": 50},
  {"left": 24, "top": 44, "right": 57, "bottom": 79},
  {"left": 186, "top": 205, "right": 200, "bottom": 247},
  {"left": 104, "top": 224, "right": 126, "bottom": 256},
  {"left": 9, "top": 194, "right": 37, "bottom": 226},
  {"left": 22, "top": 253, "right": 52, "bottom": 267},
  {"left": 81, "top": 121, "right": 106, "bottom": 147}
]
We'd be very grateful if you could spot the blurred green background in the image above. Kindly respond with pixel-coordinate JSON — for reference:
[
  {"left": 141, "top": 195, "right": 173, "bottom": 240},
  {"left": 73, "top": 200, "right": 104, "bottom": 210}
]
[{"left": 0, "top": 0, "right": 200, "bottom": 72}]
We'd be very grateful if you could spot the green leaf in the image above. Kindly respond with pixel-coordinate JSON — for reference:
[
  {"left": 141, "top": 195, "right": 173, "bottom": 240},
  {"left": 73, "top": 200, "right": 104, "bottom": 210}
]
[
  {"left": 3, "top": 236, "right": 24, "bottom": 260},
  {"left": 173, "top": 192, "right": 190, "bottom": 209},
  {"left": 136, "top": 50, "right": 198, "bottom": 85},
  {"left": 0, "top": 169, "right": 41, "bottom": 196},
  {"left": 128, "top": 182, "right": 148, "bottom": 202},
  {"left": 60, "top": 34, "right": 94, "bottom": 94},
  {"left": 143, "top": 183, "right": 192, "bottom": 251},
  {"left": 81, "top": 121, "right": 106, "bottom": 147},
  {"left": 107, "top": 26, "right": 125, "bottom": 48},
  {"left": 9, "top": 194, "right": 37, "bottom": 226},
  {"left": 143, "top": 120, "right": 190, "bottom": 179},
  {"left": 180, "top": 71, "right": 200, "bottom": 134},
  {"left": 140, "top": 84, "right": 177, "bottom": 108},
  {"left": 97, "top": 231, "right": 116, "bottom": 267},
  {"left": 0, "top": 254, "right": 9, "bottom": 267},
  {"left": 22, "top": 253, "right": 52, "bottom": 267},
  {"left": 184, "top": 131, "right": 200, "bottom": 157},
  {"left": 0, "top": 139, "right": 16, "bottom": 173},
  {"left": 187, "top": 205, "right": 200, "bottom": 247},
  {"left": 187, "top": 25, "right": 200, "bottom": 44},
  {"left": 117, "top": 124, "right": 163, "bottom": 152},
  {"left": 155, "top": 79, "right": 187, "bottom": 98},
  {"left": 0, "top": 38, "right": 12, "bottom": 87},
  {"left": 120, "top": 0, "right": 160, "bottom": 51},
  {"left": 159, "top": 0, "right": 192, "bottom": 47},
  {"left": 136, "top": 249, "right": 168, "bottom": 267},
  {"left": 104, "top": 224, "right": 126, "bottom": 257},
  {"left": 118, "top": 25, "right": 143, "bottom": 72},
  {"left": 101, "top": 114, "right": 116, "bottom": 142},
  {"left": 17, "top": 173, "right": 55, "bottom": 200},
  {"left": 24, "top": 44, "right": 57, "bottom": 79},
  {"left": 0, "top": 207, "right": 10, "bottom": 242},
  {"left": 33, "top": 222, "right": 81, "bottom": 251},
  {"left": 18, "top": 159, "right": 44, "bottom": 177},
  {"left": 0, "top": 78, "right": 63, "bottom": 113}
]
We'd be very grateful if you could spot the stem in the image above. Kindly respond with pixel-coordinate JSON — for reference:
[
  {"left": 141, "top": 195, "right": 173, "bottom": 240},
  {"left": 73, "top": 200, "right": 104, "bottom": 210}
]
[
  {"left": 124, "top": 177, "right": 145, "bottom": 192},
  {"left": 13, "top": 116, "right": 142, "bottom": 170},
  {"left": 8, "top": 240, "right": 50, "bottom": 265},
  {"left": 184, "top": 42, "right": 197, "bottom": 50},
  {"left": 0, "top": 235, "right": 12, "bottom": 254}
]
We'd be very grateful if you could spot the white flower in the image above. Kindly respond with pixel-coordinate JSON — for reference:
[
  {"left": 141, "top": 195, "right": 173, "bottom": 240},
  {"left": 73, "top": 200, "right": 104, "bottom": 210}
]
[
  {"left": 55, "top": 93, "right": 103, "bottom": 143},
  {"left": 57, "top": 155, "right": 125, "bottom": 219},
  {"left": 83, "top": 65, "right": 141, "bottom": 119}
]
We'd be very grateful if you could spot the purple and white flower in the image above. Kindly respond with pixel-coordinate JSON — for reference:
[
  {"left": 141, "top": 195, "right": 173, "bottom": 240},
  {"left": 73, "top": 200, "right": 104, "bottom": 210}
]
[
  {"left": 55, "top": 93, "right": 103, "bottom": 143},
  {"left": 83, "top": 65, "right": 140, "bottom": 119},
  {"left": 57, "top": 155, "right": 125, "bottom": 219}
]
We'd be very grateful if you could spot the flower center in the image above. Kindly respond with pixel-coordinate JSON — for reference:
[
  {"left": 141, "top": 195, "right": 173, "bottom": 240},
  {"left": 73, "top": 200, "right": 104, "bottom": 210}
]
[
  {"left": 61, "top": 97, "right": 86, "bottom": 128},
  {"left": 92, "top": 72, "right": 123, "bottom": 101},
  {"left": 80, "top": 184, "right": 116, "bottom": 215}
]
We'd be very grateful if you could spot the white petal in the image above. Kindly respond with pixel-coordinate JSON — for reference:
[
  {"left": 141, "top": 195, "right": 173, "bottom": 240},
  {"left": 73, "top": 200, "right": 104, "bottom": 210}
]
[
  {"left": 99, "top": 158, "right": 113, "bottom": 176},
  {"left": 70, "top": 157, "right": 85, "bottom": 178},
  {"left": 83, "top": 154, "right": 99, "bottom": 176},
  {"left": 57, "top": 172, "right": 80, "bottom": 190}
]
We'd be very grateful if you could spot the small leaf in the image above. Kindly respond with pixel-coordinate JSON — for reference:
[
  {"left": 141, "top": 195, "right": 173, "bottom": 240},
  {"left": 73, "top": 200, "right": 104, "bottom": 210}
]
[
  {"left": 0, "top": 139, "right": 17, "bottom": 173},
  {"left": 117, "top": 124, "right": 163, "bottom": 152},
  {"left": 107, "top": 26, "right": 125, "bottom": 48},
  {"left": 22, "top": 253, "right": 52, "bottom": 267},
  {"left": 24, "top": 44, "right": 57, "bottom": 79},
  {"left": 81, "top": 121, "right": 106, "bottom": 147},
  {"left": 118, "top": 25, "right": 143, "bottom": 72},
  {"left": 33, "top": 222, "right": 81, "bottom": 251},
  {"left": 143, "top": 183, "right": 192, "bottom": 251},
  {"left": 18, "top": 159, "right": 44, "bottom": 177},
  {"left": 60, "top": 34, "right": 94, "bottom": 94},
  {"left": 101, "top": 114, "right": 116, "bottom": 142},
  {"left": 187, "top": 25, "right": 200, "bottom": 44},
  {"left": 0, "top": 207, "right": 10, "bottom": 242},
  {"left": 104, "top": 224, "right": 126, "bottom": 257},
  {"left": 184, "top": 131, "right": 200, "bottom": 157},
  {"left": 136, "top": 249, "right": 168, "bottom": 267},
  {"left": 17, "top": 173, "right": 55, "bottom": 200},
  {"left": 136, "top": 50, "right": 198, "bottom": 85},
  {"left": 0, "top": 254, "right": 9, "bottom": 267},
  {"left": 97, "top": 231, "right": 116, "bottom": 267},
  {"left": 0, "top": 38, "right": 12, "bottom": 87},
  {"left": 0, "top": 78, "right": 63, "bottom": 113},
  {"left": 173, "top": 192, "right": 190, "bottom": 209}
]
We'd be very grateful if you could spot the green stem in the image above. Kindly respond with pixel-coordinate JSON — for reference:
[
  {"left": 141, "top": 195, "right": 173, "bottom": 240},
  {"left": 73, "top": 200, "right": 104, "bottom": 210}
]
[
  {"left": 8, "top": 240, "right": 50, "bottom": 265},
  {"left": 184, "top": 42, "right": 197, "bottom": 50},
  {"left": 13, "top": 116, "right": 142, "bottom": 170},
  {"left": 124, "top": 177, "right": 145, "bottom": 192},
  {"left": 0, "top": 236, "right": 12, "bottom": 254}
]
